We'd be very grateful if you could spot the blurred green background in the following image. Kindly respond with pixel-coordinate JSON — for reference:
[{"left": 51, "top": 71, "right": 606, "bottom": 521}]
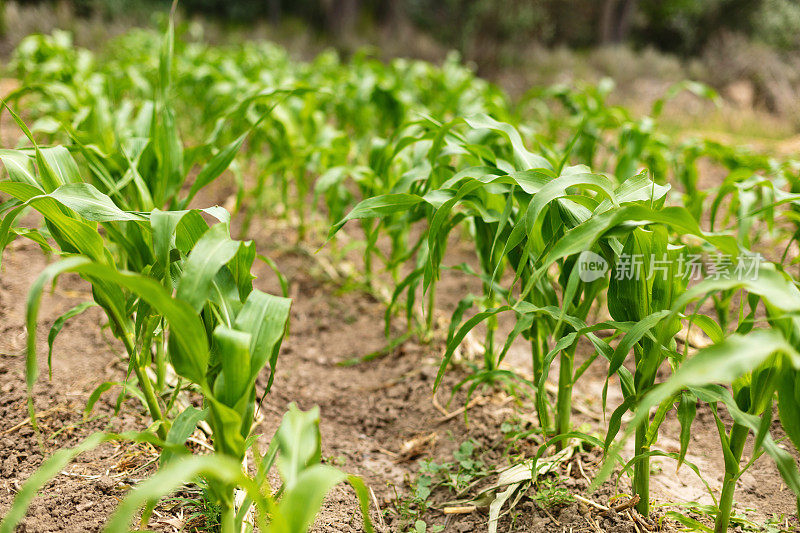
[
  {"left": 4, "top": 0, "right": 800, "bottom": 131},
  {"left": 6, "top": 0, "right": 800, "bottom": 54}
]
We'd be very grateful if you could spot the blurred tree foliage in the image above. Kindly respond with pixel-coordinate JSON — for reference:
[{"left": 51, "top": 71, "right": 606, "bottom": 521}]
[
  {"left": 633, "top": 0, "right": 762, "bottom": 55},
  {"left": 10, "top": 0, "right": 800, "bottom": 54},
  {"left": 754, "top": 0, "right": 800, "bottom": 51}
]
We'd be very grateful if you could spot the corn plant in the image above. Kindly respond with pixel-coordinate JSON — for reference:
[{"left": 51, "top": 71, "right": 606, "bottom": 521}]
[
  {"left": 528, "top": 199, "right": 741, "bottom": 514},
  {"left": 596, "top": 266, "right": 800, "bottom": 531},
  {"left": 2, "top": 191, "right": 289, "bottom": 519},
  {"left": 604, "top": 226, "right": 685, "bottom": 515}
]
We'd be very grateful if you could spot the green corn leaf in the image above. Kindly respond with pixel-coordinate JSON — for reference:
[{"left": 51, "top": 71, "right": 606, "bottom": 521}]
[
  {"left": 234, "top": 289, "right": 291, "bottom": 392},
  {"left": 777, "top": 369, "right": 800, "bottom": 452},
  {"left": 26, "top": 257, "right": 98, "bottom": 426},
  {"left": 606, "top": 310, "right": 670, "bottom": 378},
  {"left": 183, "top": 131, "right": 248, "bottom": 206},
  {"left": 686, "top": 314, "right": 724, "bottom": 344},
  {"left": 1, "top": 195, "right": 105, "bottom": 262},
  {"left": 276, "top": 403, "right": 323, "bottom": 490},
  {"left": 84, "top": 381, "right": 147, "bottom": 419},
  {"left": 604, "top": 169, "right": 669, "bottom": 208},
  {"left": 546, "top": 205, "right": 739, "bottom": 275},
  {"left": 228, "top": 240, "right": 256, "bottom": 301},
  {"left": 619, "top": 450, "right": 714, "bottom": 503},
  {"left": 436, "top": 305, "right": 512, "bottom": 391},
  {"left": 6, "top": 227, "right": 53, "bottom": 253},
  {"left": 328, "top": 193, "right": 425, "bottom": 238},
  {"left": 0, "top": 149, "right": 38, "bottom": 185},
  {"left": 161, "top": 406, "right": 208, "bottom": 465},
  {"left": 266, "top": 468, "right": 375, "bottom": 533},
  {"left": 0, "top": 180, "right": 55, "bottom": 203},
  {"left": 152, "top": 103, "right": 184, "bottom": 207},
  {"left": 677, "top": 391, "right": 697, "bottom": 468},
  {"left": 257, "top": 253, "right": 289, "bottom": 298},
  {"left": 0, "top": 100, "right": 59, "bottom": 192},
  {"left": 465, "top": 114, "right": 551, "bottom": 170},
  {"left": 150, "top": 208, "right": 186, "bottom": 269},
  {"left": 266, "top": 465, "right": 349, "bottom": 533},
  {"left": 698, "top": 385, "right": 800, "bottom": 499},
  {"left": 46, "top": 183, "right": 144, "bottom": 222},
  {"left": 653, "top": 331, "right": 798, "bottom": 412},
  {"left": 526, "top": 171, "right": 618, "bottom": 251},
  {"left": 39, "top": 146, "right": 80, "bottom": 186},
  {"left": 0, "top": 431, "right": 180, "bottom": 533},
  {"left": 595, "top": 330, "right": 800, "bottom": 490},
  {"left": 176, "top": 223, "right": 240, "bottom": 312},
  {"left": 666, "top": 511, "right": 714, "bottom": 533},
  {"left": 212, "top": 326, "right": 252, "bottom": 408},
  {"left": 604, "top": 398, "right": 634, "bottom": 451},
  {"left": 206, "top": 396, "right": 246, "bottom": 459},
  {"left": 674, "top": 266, "right": 800, "bottom": 315},
  {"left": 27, "top": 256, "right": 209, "bottom": 387},
  {"left": 104, "top": 454, "right": 265, "bottom": 533}
]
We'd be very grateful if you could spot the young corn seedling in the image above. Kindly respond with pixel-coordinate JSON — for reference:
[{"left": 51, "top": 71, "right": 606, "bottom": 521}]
[
  {"left": 429, "top": 161, "right": 677, "bottom": 443},
  {"left": 515, "top": 192, "right": 740, "bottom": 513},
  {"left": 605, "top": 225, "right": 685, "bottom": 516},
  {"left": 594, "top": 265, "right": 800, "bottom": 529},
  {"left": 0, "top": 202, "right": 292, "bottom": 530},
  {"left": 671, "top": 269, "right": 800, "bottom": 532}
]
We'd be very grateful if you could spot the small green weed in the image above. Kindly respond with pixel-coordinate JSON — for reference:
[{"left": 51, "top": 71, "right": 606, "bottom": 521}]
[
  {"left": 531, "top": 477, "right": 575, "bottom": 509},
  {"left": 412, "top": 519, "right": 444, "bottom": 533},
  {"left": 418, "top": 439, "right": 490, "bottom": 493},
  {"left": 392, "top": 439, "right": 490, "bottom": 532},
  {"left": 163, "top": 485, "right": 222, "bottom": 532}
]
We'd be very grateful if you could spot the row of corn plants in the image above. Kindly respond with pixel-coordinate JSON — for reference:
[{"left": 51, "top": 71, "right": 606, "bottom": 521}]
[
  {"left": 0, "top": 17, "right": 373, "bottom": 533},
  {"left": 330, "top": 108, "right": 800, "bottom": 531}
]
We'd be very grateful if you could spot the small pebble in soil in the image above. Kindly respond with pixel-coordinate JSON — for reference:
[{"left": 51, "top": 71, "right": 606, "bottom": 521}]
[
  {"left": 558, "top": 504, "right": 580, "bottom": 523},
  {"left": 76, "top": 499, "right": 94, "bottom": 512},
  {"left": 94, "top": 475, "right": 116, "bottom": 494},
  {"left": 2, "top": 453, "right": 17, "bottom": 476}
]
